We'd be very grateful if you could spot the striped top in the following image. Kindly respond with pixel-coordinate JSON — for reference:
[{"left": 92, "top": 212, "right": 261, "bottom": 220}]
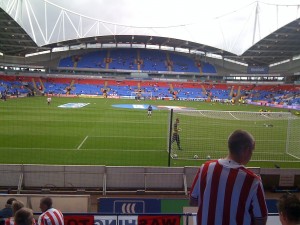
[
  {"left": 38, "top": 208, "right": 64, "bottom": 225},
  {"left": 190, "top": 159, "right": 268, "bottom": 225},
  {"left": 5, "top": 217, "right": 15, "bottom": 225},
  {"left": 6, "top": 217, "right": 36, "bottom": 225}
]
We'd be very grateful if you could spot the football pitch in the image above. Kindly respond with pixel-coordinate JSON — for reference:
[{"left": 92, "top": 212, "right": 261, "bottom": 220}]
[{"left": 0, "top": 96, "right": 299, "bottom": 168}]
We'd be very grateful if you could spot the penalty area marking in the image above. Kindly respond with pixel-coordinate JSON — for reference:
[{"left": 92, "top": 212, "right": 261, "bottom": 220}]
[
  {"left": 286, "top": 152, "right": 300, "bottom": 160},
  {"left": 77, "top": 136, "right": 88, "bottom": 150},
  {"left": 76, "top": 135, "right": 165, "bottom": 150},
  {"left": 229, "top": 112, "right": 239, "bottom": 120}
]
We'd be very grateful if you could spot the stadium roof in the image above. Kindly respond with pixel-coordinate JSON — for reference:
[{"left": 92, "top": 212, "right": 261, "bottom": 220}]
[
  {"left": 0, "top": 7, "right": 49, "bottom": 56},
  {"left": 1, "top": 0, "right": 300, "bottom": 66}
]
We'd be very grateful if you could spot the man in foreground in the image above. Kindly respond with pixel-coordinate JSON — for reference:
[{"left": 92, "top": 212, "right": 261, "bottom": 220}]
[
  {"left": 14, "top": 208, "right": 35, "bottom": 225},
  {"left": 189, "top": 129, "right": 268, "bottom": 225},
  {"left": 38, "top": 197, "right": 64, "bottom": 225},
  {"left": 277, "top": 193, "right": 300, "bottom": 225}
]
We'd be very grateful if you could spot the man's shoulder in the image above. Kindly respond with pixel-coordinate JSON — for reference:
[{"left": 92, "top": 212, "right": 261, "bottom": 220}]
[
  {"left": 40, "top": 208, "right": 62, "bottom": 217},
  {"left": 201, "top": 159, "right": 218, "bottom": 168},
  {"left": 0, "top": 208, "right": 10, "bottom": 212},
  {"left": 240, "top": 167, "right": 262, "bottom": 180},
  {"left": 48, "top": 208, "right": 60, "bottom": 212},
  {"left": 39, "top": 211, "right": 47, "bottom": 218},
  {"left": 0, "top": 208, "right": 12, "bottom": 217}
]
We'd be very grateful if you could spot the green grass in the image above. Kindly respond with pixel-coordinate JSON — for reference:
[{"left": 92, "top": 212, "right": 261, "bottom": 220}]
[{"left": 0, "top": 96, "right": 299, "bottom": 168}]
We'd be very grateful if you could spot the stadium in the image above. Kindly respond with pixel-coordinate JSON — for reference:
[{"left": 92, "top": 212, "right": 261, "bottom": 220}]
[{"left": 0, "top": 0, "right": 300, "bottom": 224}]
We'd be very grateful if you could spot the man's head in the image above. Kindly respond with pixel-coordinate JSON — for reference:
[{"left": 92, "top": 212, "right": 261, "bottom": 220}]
[
  {"left": 12, "top": 200, "right": 25, "bottom": 215},
  {"left": 39, "top": 197, "right": 53, "bottom": 212},
  {"left": 277, "top": 194, "right": 300, "bottom": 225},
  {"left": 227, "top": 130, "right": 255, "bottom": 165},
  {"left": 14, "top": 208, "right": 34, "bottom": 225},
  {"left": 6, "top": 198, "right": 17, "bottom": 207}
]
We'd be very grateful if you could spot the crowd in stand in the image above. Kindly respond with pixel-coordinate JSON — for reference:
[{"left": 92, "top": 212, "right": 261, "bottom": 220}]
[
  {"left": 0, "top": 197, "right": 63, "bottom": 225},
  {"left": 0, "top": 75, "right": 299, "bottom": 108}
]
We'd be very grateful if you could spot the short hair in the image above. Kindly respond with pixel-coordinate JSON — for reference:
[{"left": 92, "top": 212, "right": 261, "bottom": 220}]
[
  {"left": 14, "top": 208, "right": 34, "bottom": 225},
  {"left": 277, "top": 193, "right": 300, "bottom": 224},
  {"left": 40, "top": 197, "right": 53, "bottom": 209},
  {"left": 12, "top": 200, "right": 25, "bottom": 215},
  {"left": 6, "top": 198, "right": 17, "bottom": 205},
  {"left": 228, "top": 130, "right": 255, "bottom": 156}
]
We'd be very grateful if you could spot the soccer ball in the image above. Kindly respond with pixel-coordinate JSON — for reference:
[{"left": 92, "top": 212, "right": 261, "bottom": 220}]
[
  {"left": 173, "top": 154, "right": 178, "bottom": 158},
  {"left": 193, "top": 155, "right": 199, "bottom": 159},
  {"left": 206, "top": 155, "right": 211, "bottom": 160}
]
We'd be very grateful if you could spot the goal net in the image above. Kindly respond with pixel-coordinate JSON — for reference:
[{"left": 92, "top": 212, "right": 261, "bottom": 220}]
[
  {"left": 168, "top": 110, "right": 300, "bottom": 162},
  {"left": 131, "top": 91, "right": 152, "bottom": 100}
]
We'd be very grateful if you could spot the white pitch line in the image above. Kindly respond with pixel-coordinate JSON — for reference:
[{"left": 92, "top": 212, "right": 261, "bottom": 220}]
[
  {"left": 286, "top": 152, "right": 300, "bottom": 160},
  {"left": 77, "top": 136, "right": 89, "bottom": 150},
  {"left": 0, "top": 147, "right": 165, "bottom": 152},
  {"left": 229, "top": 112, "right": 239, "bottom": 120},
  {"left": 91, "top": 135, "right": 165, "bottom": 139}
]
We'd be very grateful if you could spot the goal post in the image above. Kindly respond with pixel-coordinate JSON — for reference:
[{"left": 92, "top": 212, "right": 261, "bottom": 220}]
[
  {"left": 131, "top": 91, "right": 153, "bottom": 100},
  {"left": 286, "top": 116, "right": 300, "bottom": 159},
  {"left": 168, "top": 109, "right": 300, "bottom": 162}
]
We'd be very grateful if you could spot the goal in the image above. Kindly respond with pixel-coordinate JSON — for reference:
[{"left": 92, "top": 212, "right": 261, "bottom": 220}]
[
  {"left": 168, "top": 109, "right": 300, "bottom": 162},
  {"left": 131, "top": 91, "right": 153, "bottom": 100}
]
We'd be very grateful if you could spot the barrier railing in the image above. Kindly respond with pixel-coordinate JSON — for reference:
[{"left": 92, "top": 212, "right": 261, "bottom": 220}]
[{"left": 0, "top": 165, "right": 299, "bottom": 195}]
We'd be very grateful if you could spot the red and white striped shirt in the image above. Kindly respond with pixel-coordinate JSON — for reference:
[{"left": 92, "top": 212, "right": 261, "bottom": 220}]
[
  {"left": 6, "top": 217, "right": 36, "bottom": 225},
  {"left": 38, "top": 208, "right": 64, "bottom": 225},
  {"left": 5, "top": 217, "right": 15, "bottom": 225},
  {"left": 190, "top": 159, "right": 268, "bottom": 225}
]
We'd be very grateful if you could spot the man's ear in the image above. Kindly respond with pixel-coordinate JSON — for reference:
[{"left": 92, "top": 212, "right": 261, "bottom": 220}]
[{"left": 279, "top": 212, "right": 288, "bottom": 225}]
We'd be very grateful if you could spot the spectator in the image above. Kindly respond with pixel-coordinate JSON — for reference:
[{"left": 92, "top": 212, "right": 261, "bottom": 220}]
[
  {"left": 14, "top": 208, "right": 35, "bottom": 225},
  {"left": 5, "top": 200, "right": 24, "bottom": 225},
  {"left": 189, "top": 129, "right": 268, "bottom": 225},
  {"left": 38, "top": 197, "right": 64, "bottom": 225},
  {"left": 0, "top": 198, "right": 17, "bottom": 219},
  {"left": 277, "top": 193, "right": 300, "bottom": 225}
]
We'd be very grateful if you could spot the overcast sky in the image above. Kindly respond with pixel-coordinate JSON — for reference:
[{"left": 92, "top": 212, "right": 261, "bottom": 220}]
[
  {"left": 47, "top": 0, "right": 300, "bottom": 27},
  {"left": 2, "top": 0, "right": 300, "bottom": 54},
  {"left": 41, "top": 0, "right": 300, "bottom": 54}
]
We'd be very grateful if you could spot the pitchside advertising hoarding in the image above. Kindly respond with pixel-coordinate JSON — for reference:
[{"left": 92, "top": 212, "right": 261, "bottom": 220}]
[
  {"left": 63, "top": 213, "right": 280, "bottom": 225},
  {"left": 64, "top": 215, "right": 181, "bottom": 225},
  {"left": 38, "top": 198, "right": 283, "bottom": 225},
  {"left": 95, "top": 198, "right": 282, "bottom": 225},
  {"left": 98, "top": 198, "right": 161, "bottom": 214}
]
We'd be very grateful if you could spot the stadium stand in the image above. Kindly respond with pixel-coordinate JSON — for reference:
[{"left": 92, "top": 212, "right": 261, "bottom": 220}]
[
  {"left": 139, "top": 49, "right": 168, "bottom": 71},
  {"left": 1, "top": 75, "right": 299, "bottom": 109},
  {"left": 168, "top": 52, "right": 199, "bottom": 73},
  {"left": 109, "top": 49, "right": 137, "bottom": 70},
  {"left": 57, "top": 49, "right": 217, "bottom": 74}
]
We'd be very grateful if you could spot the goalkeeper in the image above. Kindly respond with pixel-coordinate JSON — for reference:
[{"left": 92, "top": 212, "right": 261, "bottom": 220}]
[{"left": 171, "top": 118, "right": 182, "bottom": 150}]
